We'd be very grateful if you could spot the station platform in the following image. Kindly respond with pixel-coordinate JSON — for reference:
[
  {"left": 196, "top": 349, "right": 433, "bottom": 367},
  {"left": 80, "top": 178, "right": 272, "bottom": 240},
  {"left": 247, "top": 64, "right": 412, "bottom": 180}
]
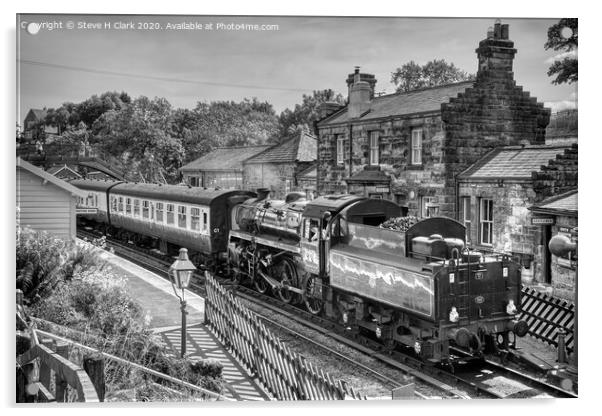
[{"left": 94, "top": 248, "right": 271, "bottom": 401}]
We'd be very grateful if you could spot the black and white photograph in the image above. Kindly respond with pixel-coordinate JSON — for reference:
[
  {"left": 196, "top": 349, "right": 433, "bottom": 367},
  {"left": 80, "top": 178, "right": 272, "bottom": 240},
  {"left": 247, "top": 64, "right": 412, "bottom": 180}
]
[{"left": 11, "top": 2, "right": 586, "bottom": 408}]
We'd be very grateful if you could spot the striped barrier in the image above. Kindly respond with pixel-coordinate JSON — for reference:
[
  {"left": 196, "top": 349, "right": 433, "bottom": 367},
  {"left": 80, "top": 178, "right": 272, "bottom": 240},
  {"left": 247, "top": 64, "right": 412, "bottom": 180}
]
[{"left": 520, "top": 287, "right": 575, "bottom": 352}]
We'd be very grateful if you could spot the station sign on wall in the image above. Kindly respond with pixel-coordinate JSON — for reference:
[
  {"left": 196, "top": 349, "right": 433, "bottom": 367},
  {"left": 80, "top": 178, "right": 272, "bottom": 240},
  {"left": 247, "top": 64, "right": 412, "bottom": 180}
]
[{"left": 531, "top": 216, "right": 555, "bottom": 225}]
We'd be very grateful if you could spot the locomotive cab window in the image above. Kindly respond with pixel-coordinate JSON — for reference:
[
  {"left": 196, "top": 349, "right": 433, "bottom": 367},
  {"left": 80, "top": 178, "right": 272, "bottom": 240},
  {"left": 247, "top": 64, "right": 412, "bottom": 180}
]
[
  {"left": 191, "top": 207, "right": 201, "bottom": 231},
  {"left": 178, "top": 205, "right": 187, "bottom": 228},
  {"left": 166, "top": 204, "right": 175, "bottom": 225},
  {"left": 155, "top": 202, "right": 164, "bottom": 223}
]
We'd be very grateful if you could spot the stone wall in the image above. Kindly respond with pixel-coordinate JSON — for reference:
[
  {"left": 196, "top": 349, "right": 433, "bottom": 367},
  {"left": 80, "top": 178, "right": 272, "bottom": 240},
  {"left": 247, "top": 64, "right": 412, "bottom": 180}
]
[
  {"left": 243, "top": 162, "right": 311, "bottom": 199},
  {"left": 533, "top": 144, "right": 578, "bottom": 201},
  {"left": 458, "top": 181, "right": 541, "bottom": 262}
]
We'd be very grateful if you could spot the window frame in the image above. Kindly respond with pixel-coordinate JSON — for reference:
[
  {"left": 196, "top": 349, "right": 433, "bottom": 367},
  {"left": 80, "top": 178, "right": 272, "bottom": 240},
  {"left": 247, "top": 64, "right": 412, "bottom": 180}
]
[
  {"left": 461, "top": 196, "right": 472, "bottom": 243},
  {"left": 177, "top": 205, "right": 187, "bottom": 229},
  {"left": 166, "top": 203, "right": 175, "bottom": 225},
  {"left": 479, "top": 198, "right": 494, "bottom": 246},
  {"left": 336, "top": 136, "right": 345, "bottom": 166},
  {"left": 369, "top": 131, "right": 380, "bottom": 165},
  {"left": 190, "top": 207, "right": 201, "bottom": 231},
  {"left": 126, "top": 197, "right": 132, "bottom": 215},
  {"left": 411, "top": 128, "right": 423, "bottom": 166},
  {"left": 142, "top": 200, "right": 150, "bottom": 220},
  {"left": 422, "top": 196, "right": 439, "bottom": 218},
  {"left": 133, "top": 199, "right": 141, "bottom": 217}
]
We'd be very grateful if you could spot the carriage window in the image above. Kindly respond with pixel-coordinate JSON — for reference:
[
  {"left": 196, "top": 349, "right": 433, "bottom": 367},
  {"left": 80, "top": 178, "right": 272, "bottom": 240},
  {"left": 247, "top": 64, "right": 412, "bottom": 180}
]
[
  {"left": 118, "top": 196, "right": 124, "bottom": 212},
  {"left": 142, "top": 200, "right": 150, "bottom": 219},
  {"left": 155, "top": 202, "right": 164, "bottom": 222},
  {"left": 111, "top": 196, "right": 117, "bottom": 211},
  {"left": 203, "top": 212, "right": 208, "bottom": 230},
  {"left": 95, "top": 194, "right": 98, "bottom": 207},
  {"left": 191, "top": 207, "right": 201, "bottom": 231},
  {"left": 133, "top": 199, "right": 141, "bottom": 217},
  {"left": 178, "top": 206, "right": 187, "bottom": 228},
  {"left": 126, "top": 198, "right": 132, "bottom": 215},
  {"left": 166, "top": 204, "right": 175, "bottom": 225}
]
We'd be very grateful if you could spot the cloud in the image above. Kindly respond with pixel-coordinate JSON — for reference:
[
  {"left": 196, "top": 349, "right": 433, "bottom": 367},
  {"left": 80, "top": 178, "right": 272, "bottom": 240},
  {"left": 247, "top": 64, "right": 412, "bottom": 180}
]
[
  {"left": 545, "top": 50, "right": 578, "bottom": 65},
  {"left": 545, "top": 100, "right": 578, "bottom": 113}
]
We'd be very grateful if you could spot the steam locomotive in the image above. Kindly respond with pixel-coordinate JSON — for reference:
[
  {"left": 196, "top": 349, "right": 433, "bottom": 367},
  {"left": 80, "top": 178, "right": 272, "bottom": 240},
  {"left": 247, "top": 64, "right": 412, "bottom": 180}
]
[{"left": 72, "top": 179, "right": 529, "bottom": 363}]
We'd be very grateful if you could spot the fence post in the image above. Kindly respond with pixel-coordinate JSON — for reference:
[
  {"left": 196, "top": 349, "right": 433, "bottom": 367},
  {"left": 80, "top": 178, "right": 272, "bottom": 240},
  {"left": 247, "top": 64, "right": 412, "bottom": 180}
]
[
  {"left": 83, "top": 353, "right": 105, "bottom": 402},
  {"left": 54, "top": 342, "right": 69, "bottom": 402},
  {"left": 557, "top": 328, "right": 568, "bottom": 364},
  {"left": 16, "top": 334, "right": 34, "bottom": 403},
  {"left": 39, "top": 339, "right": 54, "bottom": 389}
]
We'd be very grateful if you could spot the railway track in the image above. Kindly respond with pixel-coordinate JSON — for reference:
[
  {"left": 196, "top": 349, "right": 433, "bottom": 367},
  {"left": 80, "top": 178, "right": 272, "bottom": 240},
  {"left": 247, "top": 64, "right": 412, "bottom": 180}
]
[{"left": 77, "top": 228, "right": 577, "bottom": 399}]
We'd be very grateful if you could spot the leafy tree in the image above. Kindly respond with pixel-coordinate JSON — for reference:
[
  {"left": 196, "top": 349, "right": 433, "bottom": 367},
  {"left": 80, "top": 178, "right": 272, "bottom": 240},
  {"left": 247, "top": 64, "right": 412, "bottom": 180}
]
[
  {"left": 278, "top": 89, "right": 345, "bottom": 140},
  {"left": 93, "top": 96, "right": 184, "bottom": 183},
  {"left": 545, "top": 18, "right": 578, "bottom": 85},
  {"left": 391, "top": 59, "right": 474, "bottom": 93}
]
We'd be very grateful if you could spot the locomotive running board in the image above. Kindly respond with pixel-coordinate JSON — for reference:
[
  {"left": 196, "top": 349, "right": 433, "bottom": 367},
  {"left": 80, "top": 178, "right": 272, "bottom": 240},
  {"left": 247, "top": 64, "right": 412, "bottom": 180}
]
[{"left": 229, "top": 230, "right": 300, "bottom": 253}]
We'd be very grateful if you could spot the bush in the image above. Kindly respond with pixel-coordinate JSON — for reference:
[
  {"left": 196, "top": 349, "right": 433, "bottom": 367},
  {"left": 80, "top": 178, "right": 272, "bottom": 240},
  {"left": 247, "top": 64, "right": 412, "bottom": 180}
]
[{"left": 16, "top": 227, "right": 101, "bottom": 306}]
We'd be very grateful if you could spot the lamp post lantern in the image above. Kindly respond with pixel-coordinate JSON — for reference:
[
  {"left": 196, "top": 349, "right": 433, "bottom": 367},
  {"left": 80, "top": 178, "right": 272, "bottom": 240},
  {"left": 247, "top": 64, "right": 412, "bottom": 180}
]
[{"left": 169, "top": 248, "right": 197, "bottom": 358}]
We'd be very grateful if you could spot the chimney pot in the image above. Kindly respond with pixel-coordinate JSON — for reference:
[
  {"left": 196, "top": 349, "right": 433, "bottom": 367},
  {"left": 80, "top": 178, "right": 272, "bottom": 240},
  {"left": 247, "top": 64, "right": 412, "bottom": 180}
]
[
  {"left": 494, "top": 21, "right": 502, "bottom": 39},
  {"left": 501, "top": 24, "right": 509, "bottom": 40}
]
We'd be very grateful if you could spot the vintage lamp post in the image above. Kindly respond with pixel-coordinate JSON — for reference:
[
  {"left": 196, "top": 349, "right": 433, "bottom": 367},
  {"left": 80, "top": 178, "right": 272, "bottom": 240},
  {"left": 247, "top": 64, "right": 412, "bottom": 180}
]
[{"left": 169, "top": 248, "right": 197, "bottom": 357}]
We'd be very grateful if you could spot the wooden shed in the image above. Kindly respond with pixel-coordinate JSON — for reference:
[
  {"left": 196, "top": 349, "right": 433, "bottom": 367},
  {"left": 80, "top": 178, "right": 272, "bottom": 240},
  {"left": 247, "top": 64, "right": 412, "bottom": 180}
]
[{"left": 17, "top": 157, "right": 86, "bottom": 240}]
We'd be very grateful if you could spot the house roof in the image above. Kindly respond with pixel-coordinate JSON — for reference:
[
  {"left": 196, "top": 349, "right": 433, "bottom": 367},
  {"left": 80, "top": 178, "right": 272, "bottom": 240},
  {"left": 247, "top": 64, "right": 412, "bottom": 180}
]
[
  {"left": 78, "top": 160, "right": 124, "bottom": 181},
  {"left": 457, "top": 145, "right": 571, "bottom": 181},
  {"left": 17, "top": 157, "right": 86, "bottom": 198},
  {"left": 27, "top": 109, "right": 47, "bottom": 120},
  {"left": 318, "top": 81, "right": 473, "bottom": 126},
  {"left": 244, "top": 132, "right": 317, "bottom": 164},
  {"left": 529, "top": 189, "right": 578, "bottom": 217},
  {"left": 180, "top": 145, "right": 271, "bottom": 172},
  {"left": 47, "top": 164, "right": 82, "bottom": 178}
]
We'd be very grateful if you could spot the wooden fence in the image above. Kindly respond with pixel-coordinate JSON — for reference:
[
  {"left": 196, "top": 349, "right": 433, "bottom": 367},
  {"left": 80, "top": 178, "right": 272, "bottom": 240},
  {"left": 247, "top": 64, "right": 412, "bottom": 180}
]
[
  {"left": 520, "top": 287, "right": 575, "bottom": 352},
  {"left": 204, "top": 273, "right": 365, "bottom": 400}
]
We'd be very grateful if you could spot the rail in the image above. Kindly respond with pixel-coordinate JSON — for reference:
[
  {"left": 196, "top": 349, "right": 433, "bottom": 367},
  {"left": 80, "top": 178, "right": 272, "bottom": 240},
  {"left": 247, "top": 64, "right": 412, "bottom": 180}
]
[
  {"left": 204, "top": 272, "right": 365, "bottom": 400},
  {"left": 519, "top": 286, "right": 575, "bottom": 352}
]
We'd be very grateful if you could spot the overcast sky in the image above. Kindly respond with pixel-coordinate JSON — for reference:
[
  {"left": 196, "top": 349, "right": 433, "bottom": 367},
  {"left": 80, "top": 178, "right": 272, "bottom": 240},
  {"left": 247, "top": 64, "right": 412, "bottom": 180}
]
[{"left": 17, "top": 14, "right": 577, "bottom": 123}]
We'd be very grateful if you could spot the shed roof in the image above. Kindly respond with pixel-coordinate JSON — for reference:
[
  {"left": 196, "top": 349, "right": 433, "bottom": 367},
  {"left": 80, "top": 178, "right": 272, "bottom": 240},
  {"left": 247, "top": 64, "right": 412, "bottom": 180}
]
[
  {"left": 458, "top": 145, "right": 570, "bottom": 181},
  {"left": 529, "top": 189, "right": 578, "bottom": 216},
  {"left": 244, "top": 132, "right": 317, "bottom": 164},
  {"left": 17, "top": 157, "right": 86, "bottom": 198},
  {"left": 318, "top": 81, "right": 473, "bottom": 126},
  {"left": 180, "top": 145, "right": 271, "bottom": 172}
]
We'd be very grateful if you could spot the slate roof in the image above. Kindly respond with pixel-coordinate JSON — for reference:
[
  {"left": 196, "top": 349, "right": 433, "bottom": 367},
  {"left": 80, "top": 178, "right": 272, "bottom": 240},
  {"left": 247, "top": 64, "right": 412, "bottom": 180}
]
[
  {"left": 530, "top": 189, "right": 578, "bottom": 216},
  {"left": 458, "top": 145, "right": 570, "bottom": 181},
  {"left": 17, "top": 157, "right": 86, "bottom": 198},
  {"left": 180, "top": 145, "right": 271, "bottom": 172},
  {"left": 245, "top": 132, "right": 317, "bottom": 164},
  {"left": 318, "top": 81, "right": 473, "bottom": 126},
  {"left": 27, "top": 109, "right": 48, "bottom": 120}
]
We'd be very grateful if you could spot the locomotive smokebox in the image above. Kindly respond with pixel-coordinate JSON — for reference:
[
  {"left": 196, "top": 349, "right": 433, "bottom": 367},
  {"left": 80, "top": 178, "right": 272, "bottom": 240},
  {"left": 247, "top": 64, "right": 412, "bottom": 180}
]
[{"left": 256, "top": 188, "right": 270, "bottom": 201}]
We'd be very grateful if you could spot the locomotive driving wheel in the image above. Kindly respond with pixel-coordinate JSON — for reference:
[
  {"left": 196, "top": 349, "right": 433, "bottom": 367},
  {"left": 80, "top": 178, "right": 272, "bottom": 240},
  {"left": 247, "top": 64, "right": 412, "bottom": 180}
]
[
  {"left": 274, "top": 257, "right": 299, "bottom": 304},
  {"left": 303, "top": 274, "right": 323, "bottom": 315},
  {"left": 254, "top": 275, "right": 269, "bottom": 294}
]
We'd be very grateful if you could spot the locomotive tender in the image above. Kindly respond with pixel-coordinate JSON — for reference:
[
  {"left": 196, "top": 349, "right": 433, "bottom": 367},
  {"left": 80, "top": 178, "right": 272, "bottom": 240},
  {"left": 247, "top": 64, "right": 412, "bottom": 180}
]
[{"left": 72, "top": 179, "right": 528, "bottom": 363}]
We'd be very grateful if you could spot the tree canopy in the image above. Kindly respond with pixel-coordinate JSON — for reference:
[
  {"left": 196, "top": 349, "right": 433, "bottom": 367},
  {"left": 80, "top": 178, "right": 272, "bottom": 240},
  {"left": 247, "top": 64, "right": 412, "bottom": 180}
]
[
  {"left": 391, "top": 59, "right": 474, "bottom": 93},
  {"left": 545, "top": 18, "right": 578, "bottom": 85}
]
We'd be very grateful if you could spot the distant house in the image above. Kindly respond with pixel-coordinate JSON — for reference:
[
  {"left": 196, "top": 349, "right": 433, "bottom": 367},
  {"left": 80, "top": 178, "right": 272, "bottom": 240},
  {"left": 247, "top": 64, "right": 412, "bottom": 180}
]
[
  {"left": 17, "top": 157, "right": 86, "bottom": 240},
  {"left": 47, "top": 164, "right": 82, "bottom": 181},
  {"left": 243, "top": 132, "right": 317, "bottom": 199},
  {"left": 545, "top": 109, "right": 578, "bottom": 146},
  {"left": 180, "top": 145, "right": 271, "bottom": 189},
  {"left": 457, "top": 144, "right": 577, "bottom": 286},
  {"left": 529, "top": 190, "right": 578, "bottom": 301},
  {"left": 22, "top": 108, "right": 58, "bottom": 140}
]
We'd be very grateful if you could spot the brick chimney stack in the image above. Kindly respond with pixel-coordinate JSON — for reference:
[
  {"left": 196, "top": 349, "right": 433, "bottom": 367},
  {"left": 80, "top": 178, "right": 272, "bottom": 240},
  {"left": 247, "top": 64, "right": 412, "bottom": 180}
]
[
  {"left": 346, "top": 67, "right": 377, "bottom": 99},
  {"left": 347, "top": 67, "right": 373, "bottom": 119},
  {"left": 475, "top": 20, "right": 517, "bottom": 82}
]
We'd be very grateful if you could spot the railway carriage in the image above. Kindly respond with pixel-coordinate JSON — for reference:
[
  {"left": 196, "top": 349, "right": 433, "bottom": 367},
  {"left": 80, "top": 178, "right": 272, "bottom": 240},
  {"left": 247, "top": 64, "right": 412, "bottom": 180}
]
[{"left": 72, "top": 179, "right": 254, "bottom": 264}]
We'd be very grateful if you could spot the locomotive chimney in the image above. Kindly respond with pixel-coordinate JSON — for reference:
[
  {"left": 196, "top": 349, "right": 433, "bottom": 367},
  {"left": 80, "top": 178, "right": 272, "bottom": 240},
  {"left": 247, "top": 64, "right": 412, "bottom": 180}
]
[{"left": 256, "top": 188, "right": 270, "bottom": 201}]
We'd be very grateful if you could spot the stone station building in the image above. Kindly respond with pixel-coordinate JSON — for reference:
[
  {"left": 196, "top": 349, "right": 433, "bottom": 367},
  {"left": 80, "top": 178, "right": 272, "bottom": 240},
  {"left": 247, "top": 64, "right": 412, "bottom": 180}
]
[{"left": 316, "top": 21, "right": 550, "bottom": 219}]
